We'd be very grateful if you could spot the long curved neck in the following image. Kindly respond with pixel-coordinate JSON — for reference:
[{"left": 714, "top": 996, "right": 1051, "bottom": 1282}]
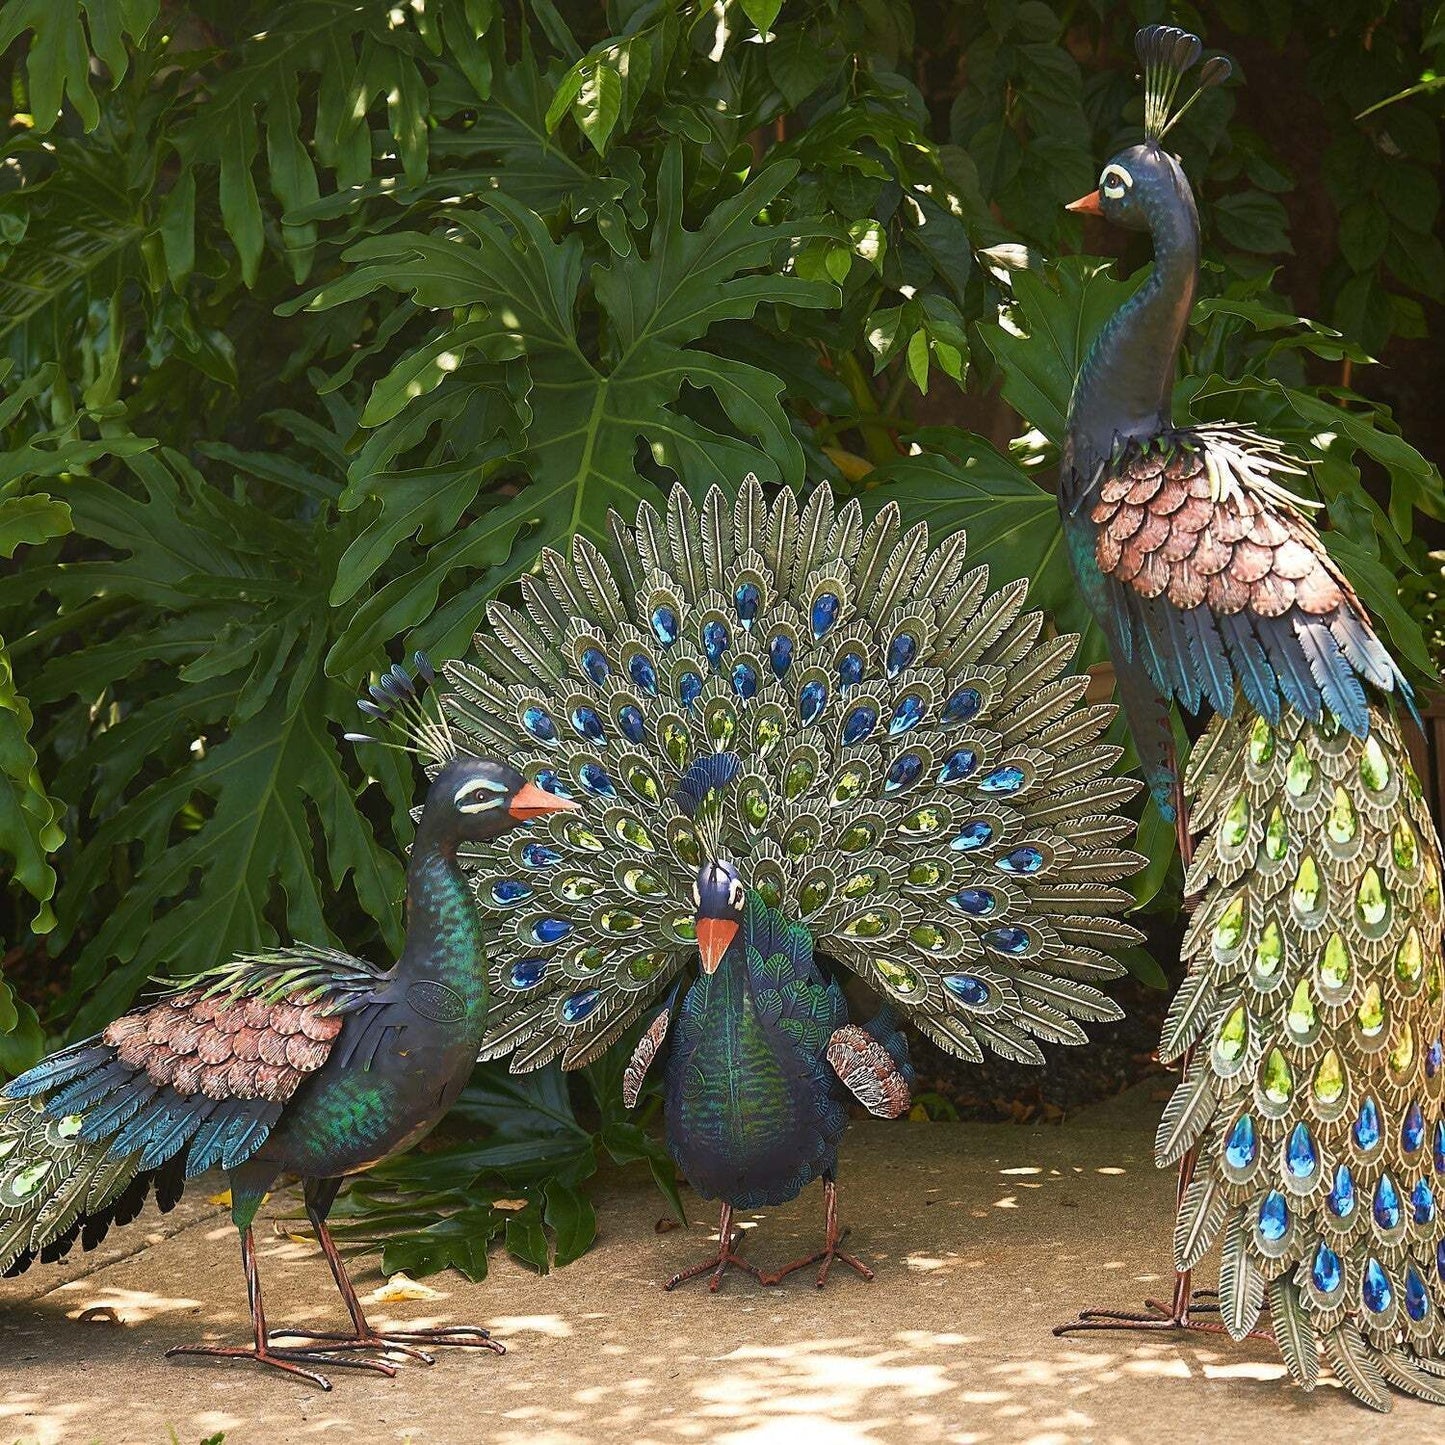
[
  {"left": 398, "top": 809, "right": 486, "bottom": 999},
  {"left": 1065, "top": 156, "right": 1199, "bottom": 500}
]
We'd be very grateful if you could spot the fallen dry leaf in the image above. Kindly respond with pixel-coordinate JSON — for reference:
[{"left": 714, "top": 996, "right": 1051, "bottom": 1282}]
[{"left": 365, "top": 1273, "right": 444, "bottom": 1304}]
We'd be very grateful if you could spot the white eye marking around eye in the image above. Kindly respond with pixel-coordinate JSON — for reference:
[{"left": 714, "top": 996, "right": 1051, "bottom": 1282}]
[
  {"left": 1101, "top": 165, "right": 1132, "bottom": 200},
  {"left": 454, "top": 783, "right": 504, "bottom": 813},
  {"left": 729, "top": 880, "right": 745, "bottom": 910}
]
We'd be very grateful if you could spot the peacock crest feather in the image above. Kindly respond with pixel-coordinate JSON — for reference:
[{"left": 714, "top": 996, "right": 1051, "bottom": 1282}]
[{"left": 443, "top": 479, "right": 1147, "bottom": 1073}]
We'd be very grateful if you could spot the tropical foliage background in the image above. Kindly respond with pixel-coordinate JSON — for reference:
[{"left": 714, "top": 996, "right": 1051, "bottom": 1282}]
[{"left": 2, "top": 0, "right": 1444, "bottom": 1273}]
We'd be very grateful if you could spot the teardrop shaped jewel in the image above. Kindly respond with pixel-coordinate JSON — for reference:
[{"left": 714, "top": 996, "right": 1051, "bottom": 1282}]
[
  {"left": 1329, "top": 1164, "right": 1356, "bottom": 1218},
  {"left": 1264, "top": 807, "right": 1288, "bottom": 860},
  {"left": 1374, "top": 1174, "right": 1402, "bottom": 1229},
  {"left": 952, "top": 820, "right": 993, "bottom": 851},
  {"left": 509, "top": 958, "right": 545, "bottom": 990},
  {"left": 1354, "top": 1096, "right": 1382, "bottom": 1150},
  {"left": 943, "top": 686, "right": 982, "bottom": 723},
  {"left": 1263, "top": 1047, "right": 1293, "bottom": 1104},
  {"left": 810, "top": 592, "right": 840, "bottom": 639},
  {"left": 798, "top": 878, "right": 830, "bottom": 914},
  {"left": 650, "top": 605, "right": 680, "bottom": 646},
  {"left": 533, "top": 917, "right": 571, "bottom": 944},
  {"left": 978, "top": 765, "right": 1025, "bottom": 793},
  {"left": 1220, "top": 793, "right": 1250, "bottom": 847},
  {"left": 1394, "top": 821, "right": 1420, "bottom": 871},
  {"left": 621, "top": 867, "right": 665, "bottom": 898},
  {"left": 578, "top": 762, "right": 615, "bottom": 797},
  {"left": 1363, "top": 1257, "right": 1393, "bottom": 1313},
  {"left": 1406, "top": 1265, "right": 1431, "bottom": 1322},
  {"left": 1436, "top": 1122, "right": 1445, "bottom": 1175},
  {"left": 996, "top": 846, "right": 1045, "bottom": 875},
  {"left": 877, "top": 958, "right": 920, "bottom": 995},
  {"left": 1285, "top": 743, "right": 1314, "bottom": 796},
  {"left": 1215, "top": 1005, "right": 1247, "bottom": 1065},
  {"left": 1404, "top": 1101, "right": 1426, "bottom": 1153},
  {"left": 886, "top": 753, "right": 924, "bottom": 792},
  {"left": 734, "top": 581, "right": 760, "bottom": 626},
  {"left": 1249, "top": 718, "right": 1275, "bottom": 765},
  {"left": 1291, "top": 855, "right": 1322, "bottom": 915},
  {"left": 678, "top": 672, "right": 703, "bottom": 709},
  {"left": 1357, "top": 981, "right": 1385, "bottom": 1036},
  {"left": 831, "top": 765, "right": 869, "bottom": 805},
  {"left": 558, "top": 875, "right": 599, "bottom": 901},
  {"left": 703, "top": 619, "right": 730, "bottom": 665},
  {"left": 628, "top": 653, "right": 659, "bottom": 695},
  {"left": 1430, "top": 1038, "right": 1445, "bottom": 1078},
  {"left": 599, "top": 908, "right": 642, "bottom": 935},
  {"left": 1255, "top": 921, "right": 1283, "bottom": 976},
  {"left": 944, "top": 974, "right": 990, "bottom": 1007},
  {"left": 571, "top": 705, "right": 606, "bottom": 743},
  {"left": 1258, "top": 1190, "right": 1290, "bottom": 1242},
  {"left": 561, "top": 988, "right": 601, "bottom": 1024},
  {"left": 580, "top": 647, "right": 610, "bottom": 685},
  {"left": 619, "top": 704, "right": 646, "bottom": 743},
  {"left": 1361, "top": 734, "right": 1391, "bottom": 791},
  {"left": 521, "top": 842, "right": 562, "bottom": 868},
  {"left": 889, "top": 694, "right": 925, "bottom": 734},
  {"left": 799, "top": 679, "right": 827, "bottom": 725},
  {"left": 1212, "top": 896, "right": 1245, "bottom": 951},
  {"left": 1356, "top": 866, "right": 1389, "bottom": 927},
  {"left": 886, "top": 633, "right": 918, "bottom": 678},
  {"left": 838, "top": 824, "right": 874, "bottom": 852},
  {"left": 910, "top": 923, "right": 948, "bottom": 952},
  {"left": 731, "top": 663, "right": 758, "bottom": 700},
  {"left": 838, "top": 651, "right": 865, "bottom": 686},
  {"left": 1286, "top": 979, "right": 1316, "bottom": 1037},
  {"left": 1414, "top": 1179, "right": 1436, "bottom": 1225},
  {"left": 1320, "top": 933, "right": 1351, "bottom": 991},
  {"left": 939, "top": 748, "right": 979, "bottom": 784},
  {"left": 1314, "top": 1050, "right": 1344, "bottom": 1105},
  {"left": 1225, "top": 1115, "right": 1257, "bottom": 1169},
  {"left": 523, "top": 705, "right": 559, "bottom": 743},
  {"left": 950, "top": 888, "right": 996, "bottom": 917},
  {"left": 1327, "top": 786, "right": 1357, "bottom": 843},
  {"left": 491, "top": 880, "right": 531, "bottom": 905},
  {"left": 1312, "top": 1242, "right": 1342, "bottom": 1294},
  {"left": 1286, "top": 1122, "right": 1317, "bottom": 1178},
  {"left": 769, "top": 634, "right": 793, "bottom": 677},
  {"left": 842, "top": 704, "right": 877, "bottom": 744},
  {"left": 1398, "top": 926, "right": 1425, "bottom": 985},
  {"left": 615, "top": 816, "right": 655, "bottom": 850},
  {"left": 1390, "top": 1020, "right": 1415, "bottom": 1074}
]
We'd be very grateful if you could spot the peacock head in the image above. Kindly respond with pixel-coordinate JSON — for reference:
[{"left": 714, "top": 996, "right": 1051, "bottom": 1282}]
[
  {"left": 693, "top": 858, "right": 746, "bottom": 974},
  {"left": 1066, "top": 143, "right": 1188, "bottom": 233},
  {"left": 427, "top": 756, "right": 578, "bottom": 843}
]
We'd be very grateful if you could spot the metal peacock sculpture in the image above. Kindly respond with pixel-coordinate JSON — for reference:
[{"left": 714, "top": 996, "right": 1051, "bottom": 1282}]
[
  {"left": 1052, "top": 24, "right": 1445, "bottom": 1411},
  {"left": 0, "top": 662, "right": 576, "bottom": 1389},
  {"left": 434, "top": 477, "right": 1147, "bottom": 1288}
]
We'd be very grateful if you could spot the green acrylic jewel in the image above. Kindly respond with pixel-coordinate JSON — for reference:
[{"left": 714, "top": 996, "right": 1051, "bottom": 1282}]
[
  {"left": 838, "top": 824, "right": 875, "bottom": 853},
  {"left": 1212, "top": 896, "right": 1246, "bottom": 952},
  {"left": 798, "top": 878, "right": 830, "bottom": 914},
  {"left": 1286, "top": 979, "right": 1316, "bottom": 1036},
  {"left": 756, "top": 714, "right": 782, "bottom": 753},
  {"left": 1265, "top": 807, "right": 1288, "bottom": 861},
  {"left": 1320, "top": 933, "right": 1351, "bottom": 992},
  {"left": 785, "top": 758, "right": 815, "bottom": 798},
  {"left": 1291, "top": 855, "right": 1322, "bottom": 915},
  {"left": 785, "top": 822, "right": 819, "bottom": 857},
  {"left": 628, "top": 951, "right": 668, "bottom": 982},
  {"left": 844, "top": 911, "right": 890, "bottom": 939},
  {"left": 1314, "top": 1050, "right": 1345, "bottom": 1105},
  {"left": 615, "top": 816, "right": 655, "bottom": 851},
  {"left": 1427, "top": 862, "right": 1442, "bottom": 912},
  {"left": 1360, "top": 734, "right": 1390, "bottom": 792},
  {"left": 1248, "top": 718, "right": 1275, "bottom": 766},
  {"left": 599, "top": 908, "right": 642, "bottom": 934},
  {"left": 558, "top": 874, "right": 600, "bottom": 901},
  {"left": 1255, "top": 920, "right": 1283, "bottom": 977},
  {"left": 1326, "top": 787, "right": 1357, "bottom": 844},
  {"left": 1215, "top": 1004, "right": 1247, "bottom": 1064},
  {"left": 571, "top": 945, "right": 607, "bottom": 971},
  {"left": 831, "top": 766, "right": 868, "bottom": 805},
  {"left": 671, "top": 913, "right": 697, "bottom": 941},
  {"left": 757, "top": 875, "right": 783, "bottom": 907},
  {"left": 661, "top": 721, "right": 690, "bottom": 767},
  {"left": 671, "top": 825, "right": 701, "bottom": 868},
  {"left": 1355, "top": 866, "right": 1388, "bottom": 927},
  {"left": 1263, "top": 1047, "right": 1293, "bottom": 1103},
  {"left": 842, "top": 869, "right": 881, "bottom": 899},
  {"left": 1394, "top": 821, "right": 1419, "bottom": 872},
  {"left": 1285, "top": 743, "right": 1314, "bottom": 796},
  {"left": 902, "top": 806, "right": 946, "bottom": 835},
  {"left": 1428, "top": 955, "right": 1443, "bottom": 1003},
  {"left": 621, "top": 867, "right": 665, "bottom": 898},
  {"left": 1357, "top": 981, "right": 1385, "bottom": 1036},
  {"left": 564, "top": 822, "right": 604, "bottom": 852},
  {"left": 877, "top": 958, "right": 920, "bottom": 995},
  {"left": 9, "top": 1161, "right": 51, "bottom": 1198},
  {"left": 908, "top": 861, "right": 944, "bottom": 887},
  {"left": 707, "top": 707, "right": 737, "bottom": 747},
  {"left": 1397, "top": 926, "right": 1424, "bottom": 985},
  {"left": 1220, "top": 793, "right": 1250, "bottom": 847},
  {"left": 1390, "top": 1021, "right": 1415, "bottom": 1073},
  {"left": 909, "top": 923, "right": 947, "bottom": 951},
  {"left": 742, "top": 786, "right": 769, "bottom": 826}
]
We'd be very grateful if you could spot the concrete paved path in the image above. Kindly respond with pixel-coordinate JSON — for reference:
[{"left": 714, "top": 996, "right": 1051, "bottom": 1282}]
[{"left": 1, "top": 1108, "right": 1430, "bottom": 1444}]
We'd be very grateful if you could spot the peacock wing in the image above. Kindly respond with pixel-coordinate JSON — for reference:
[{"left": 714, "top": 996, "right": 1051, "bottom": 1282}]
[
  {"left": 1091, "top": 425, "right": 1411, "bottom": 735},
  {"left": 454, "top": 479, "right": 1145, "bottom": 1072}
]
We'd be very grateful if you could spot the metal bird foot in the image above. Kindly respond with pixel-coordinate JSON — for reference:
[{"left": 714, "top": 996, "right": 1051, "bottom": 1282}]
[
  {"left": 763, "top": 1226, "right": 873, "bottom": 1288},
  {"left": 165, "top": 1339, "right": 397, "bottom": 1391},
  {"left": 268, "top": 1324, "right": 504, "bottom": 1362},
  {"left": 665, "top": 1205, "right": 765, "bottom": 1293},
  {"left": 1053, "top": 1288, "right": 1273, "bottom": 1342}
]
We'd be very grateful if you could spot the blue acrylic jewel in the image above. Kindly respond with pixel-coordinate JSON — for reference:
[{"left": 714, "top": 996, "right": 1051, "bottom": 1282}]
[
  {"left": 1374, "top": 1174, "right": 1402, "bottom": 1230},
  {"left": 1429, "top": 1038, "right": 1444, "bottom": 1078},
  {"left": 521, "top": 842, "right": 562, "bottom": 868},
  {"left": 1407, "top": 1265, "right": 1430, "bottom": 1322},
  {"left": 1363, "top": 1257, "right": 1392, "bottom": 1313},
  {"left": 769, "top": 634, "right": 793, "bottom": 678},
  {"left": 1328, "top": 1164, "right": 1356, "bottom": 1218},
  {"left": 944, "top": 974, "right": 990, "bottom": 1007},
  {"left": 886, "top": 633, "right": 917, "bottom": 678},
  {"left": 533, "top": 918, "right": 571, "bottom": 944},
  {"left": 628, "top": 654, "right": 659, "bottom": 695},
  {"left": 1414, "top": 1178, "right": 1435, "bottom": 1225},
  {"left": 491, "top": 880, "right": 531, "bottom": 905},
  {"left": 650, "top": 605, "right": 680, "bottom": 646},
  {"left": 561, "top": 989, "right": 601, "bottom": 1023},
  {"left": 1225, "top": 1115, "right": 1257, "bottom": 1170},
  {"left": 996, "top": 847, "right": 1044, "bottom": 875},
  {"left": 985, "top": 927, "right": 1030, "bottom": 955},
  {"left": 1354, "top": 1096, "right": 1381, "bottom": 1151},
  {"left": 734, "top": 581, "right": 760, "bottom": 627},
  {"left": 731, "top": 663, "right": 758, "bottom": 700},
  {"left": 580, "top": 647, "right": 609, "bottom": 685},
  {"left": 951, "top": 820, "right": 993, "bottom": 852},
  {"left": 1286, "top": 1122, "right": 1317, "bottom": 1179},
  {"left": 842, "top": 705, "right": 877, "bottom": 745},
  {"left": 1437, "top": 1239, "right": 1445, "bottom": 1283},
  {"left": 1311, "top": 1242, "right": 1342, "bottom": 1294},
  {"left": 950, "top": 888, "right": 996, "bottom": 917},
  {"left": 838, "top": 651, "right": 864, "bottom": 686},
  {"left": 811, "top": 592, "right": 840, "bottom": 639},
  {"left": 1435, "top": 1121, "right": 1445, "bottom": 1176},
  {"left": 889, "top": 695, "right": 925, "bottom": 734},
  {"left": 943, "top": 686, "right": 982, "bottom": 723},
  {"left": 799, "top": 679, "right": 827, "bottom": 725},
  {"left": 886, "top": 754, "right": 924, "bottom": 792},
  {"left": 508, "top": 958, "right": 546, "bottom": 990},
  {"left": 522, "top": 706, "right": 558, "bottom": 743},
  {"left": 535, "top": 770, "right": 570, "bottom": 798},
  {"left": 939, "top": 748, "right": 979, "bottom": 784},
  {"left": 571, "top": 706, "right": 606, "bottom": 744},
  {"left": 979, "top": 765, "right": 1025, "bottom": 793},
  {"left": 678, "top": 672, "right": 703, "bottom": 710},
  {"left": 619, "top": 704, "right": 646, "bottom": 743},
  {"left": 703, "top": 620, "right": 729, "bottom": 666},
  {"left": 578, "top": 762, "right": 615, "bottom": 797},
  {"left": 1405, "top": 1101, "right": 1426, "bottom": 1152},
  {"left": 1258, "top": 1190, "right": 1290, "bottom": 1242}
]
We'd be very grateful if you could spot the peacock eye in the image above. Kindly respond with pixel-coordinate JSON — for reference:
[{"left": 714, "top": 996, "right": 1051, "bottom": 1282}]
[
  {"left": 728, "top": 879, "right": 745, "bottom": 910},
  {"left": 1101, "top": 165, "right": 1132, "bottom": 200}
]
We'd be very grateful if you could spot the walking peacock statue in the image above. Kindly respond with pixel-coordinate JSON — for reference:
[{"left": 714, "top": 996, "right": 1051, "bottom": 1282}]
[
  {"left": 434, "top": 477, "right": 1147, "bottom": 1287},
  {"left": 0, "top": 671, "right": 577, "bottom": 1389},
  {"left": 1052, "top": 24, "right": 1445, "bottom": 1411}
]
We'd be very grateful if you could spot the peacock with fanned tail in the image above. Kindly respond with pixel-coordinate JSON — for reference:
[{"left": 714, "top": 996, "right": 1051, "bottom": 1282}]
[
  {"left": 1052, "top": 24, "right": 1445, "bottom": 1412},
  {"left": 433, "top": 477, "right": 1147, "bottom": 1286}
]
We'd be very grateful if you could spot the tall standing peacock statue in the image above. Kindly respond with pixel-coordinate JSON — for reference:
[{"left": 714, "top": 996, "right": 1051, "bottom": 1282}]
[
  {"left": 1052, "top": 24, "right": 1445, "bottom": 1411},
  {"left": 433, "top": 477, "right": 1147, "bottom": 1287},
  {"left": 0, "top": 665, "right": 577, "bottom": 1388}
]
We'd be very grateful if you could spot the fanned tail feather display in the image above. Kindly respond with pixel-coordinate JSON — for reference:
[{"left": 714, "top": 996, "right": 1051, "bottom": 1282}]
[
  {"left": 444, "top": 479, "right": 1146, "bottom": 1073},
  {"left": 1162, "top": 699, "right": 1445, "bottom": 1409}
]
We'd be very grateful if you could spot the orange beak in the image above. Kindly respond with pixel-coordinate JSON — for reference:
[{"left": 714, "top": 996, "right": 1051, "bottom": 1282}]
[
  {"left": 1066, "top": 190, "right": 1103, "bottom": 216},
  {"left": 508, "top": 782, "right": 580, "bottom": 821},
  {"left": 696, "top": 917, "right": 739, "bottom": 974}
]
